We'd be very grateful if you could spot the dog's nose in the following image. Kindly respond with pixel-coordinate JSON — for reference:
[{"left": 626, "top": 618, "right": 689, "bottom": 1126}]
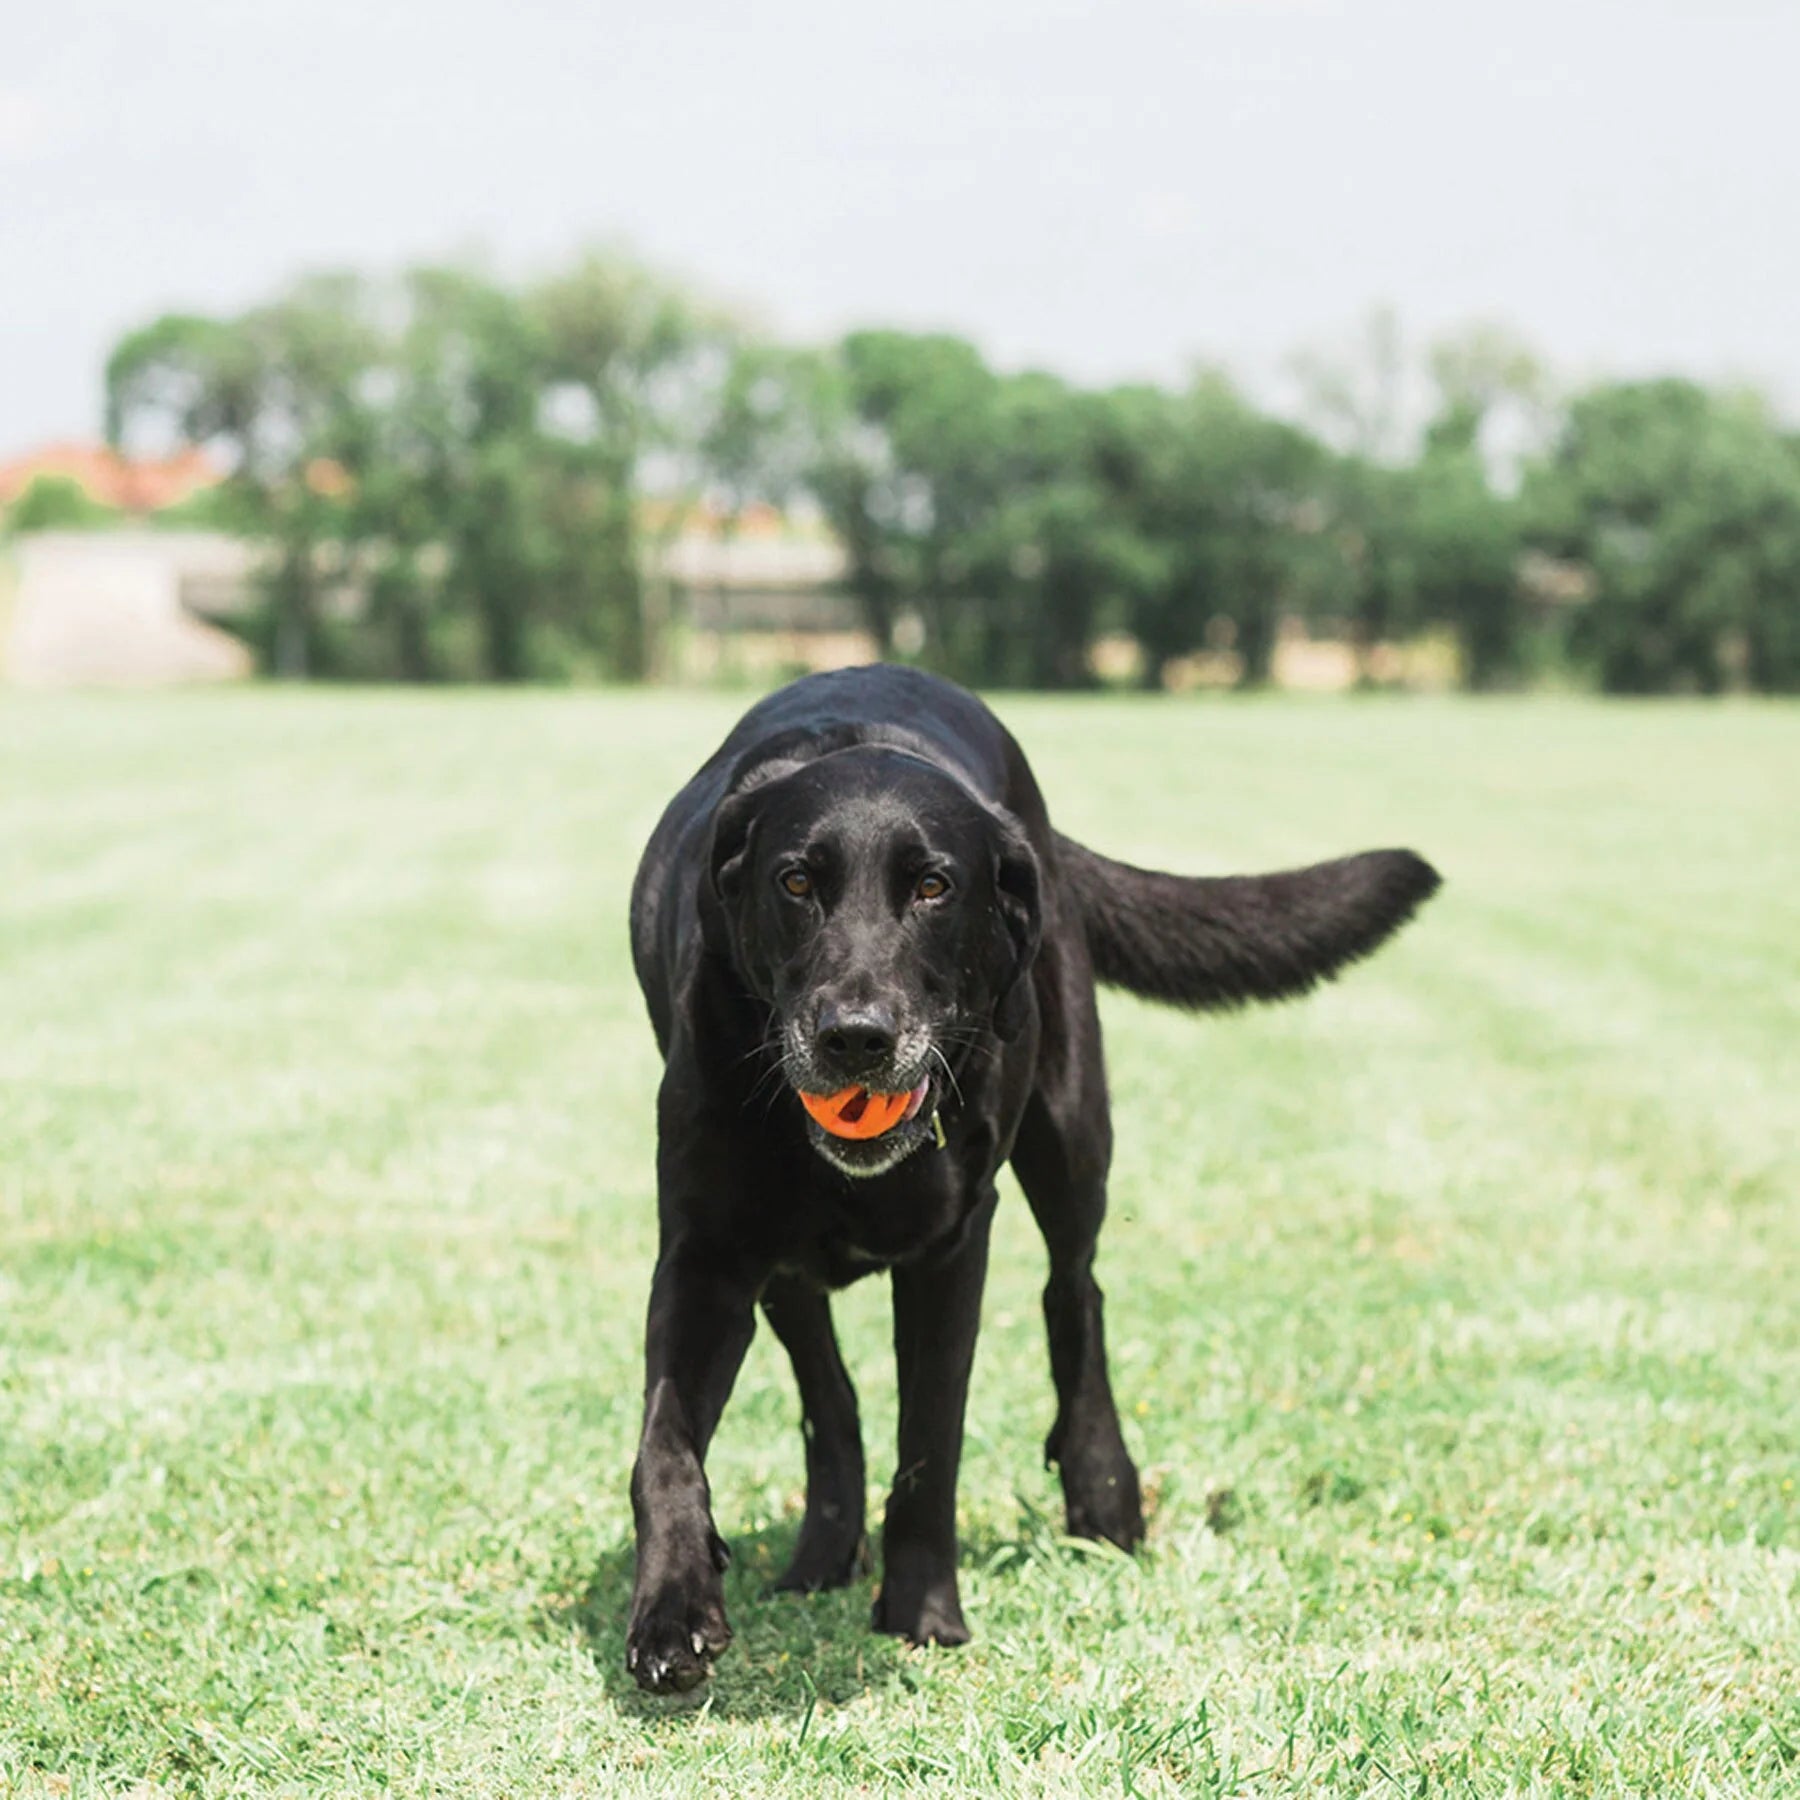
[{"left": 815, "top": 1002, "right": 897, "bottom": 1078}]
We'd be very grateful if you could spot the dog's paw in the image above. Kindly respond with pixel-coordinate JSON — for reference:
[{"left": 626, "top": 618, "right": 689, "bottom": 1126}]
[
  {"left": 1063, "top": 1465, "right": 1145, "bottom": 1551},
  {"left": 1053, "top": 1432, "right": 1145, "bottom": 1551},
  {"left": 773, "top": 1522, "right": 869, "bottom": 1595},
  {"left": 871, "top": 1574, "right": 969, "bottom": 1646},
  {"left": 626, "top": 1585, "right": 732, "bottom": 1695}
]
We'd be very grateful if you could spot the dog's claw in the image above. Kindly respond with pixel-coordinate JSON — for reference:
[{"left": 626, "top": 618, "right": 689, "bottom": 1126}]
[
  {"left": 872, "top": 1581, "right": 971, "bottom": 1647},
  {"left": 772, "top": 1527, "right": 870, "bottom": 1595},
  {"left": 640, "top": 1652, "right": 707, "bottom": 1694},
  {"left": 627, "top": 1585, "right": 733, "bottom": 1695},
  {"left": 628, "top": 1633, "right": 712, "bottom": 1695}
]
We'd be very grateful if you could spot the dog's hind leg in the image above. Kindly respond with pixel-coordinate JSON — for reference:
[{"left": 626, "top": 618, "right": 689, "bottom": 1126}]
[
  {"left": 1010, "top": 972, "right": 1145, "bottom": 1550},
  {"left": 761, "top": 1274, "right": 869, "bottom": 1593}
]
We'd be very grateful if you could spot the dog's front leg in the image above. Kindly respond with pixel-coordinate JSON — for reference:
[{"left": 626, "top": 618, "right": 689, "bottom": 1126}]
[
  {"left": 872, "top": 1192, "right": 997, "bottom": 1647},
  {"left": 626, "top": 1241, "right": 757, "bottom": 1693}
]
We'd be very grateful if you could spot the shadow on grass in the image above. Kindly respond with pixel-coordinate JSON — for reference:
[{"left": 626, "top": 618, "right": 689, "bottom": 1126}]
[
  {"left": 539, "top": 1499, "right": 1119, "bottom": 1723},
  {"left": 538, "top": 1518, "right": 917, "bottom": 1721}
]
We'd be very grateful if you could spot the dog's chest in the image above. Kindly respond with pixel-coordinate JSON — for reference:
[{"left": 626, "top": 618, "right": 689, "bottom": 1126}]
[{"left": 786, "top": 1152, "right": 971, "bottom": 1285}]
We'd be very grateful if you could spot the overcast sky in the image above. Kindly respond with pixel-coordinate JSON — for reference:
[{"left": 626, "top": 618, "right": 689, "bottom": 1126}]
[{"left": 6, "top": 0, "right": 1798, "bottom": 450}]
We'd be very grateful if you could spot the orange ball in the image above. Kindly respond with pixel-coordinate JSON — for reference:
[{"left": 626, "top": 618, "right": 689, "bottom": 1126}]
[{"left": 798, "top": 1086, "right": 912, "bottom": 1140}]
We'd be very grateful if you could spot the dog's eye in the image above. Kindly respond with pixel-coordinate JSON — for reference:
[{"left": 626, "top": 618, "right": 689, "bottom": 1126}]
[
  {"left": 779, "top": 868, "right": 813, "bottom": 898},
  {"left": 915, "top": 872, "right": 950, "bottom": 902}
]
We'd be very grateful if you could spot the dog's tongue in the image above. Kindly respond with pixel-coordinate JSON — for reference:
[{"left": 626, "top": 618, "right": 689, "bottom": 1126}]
[{"left": 801, "top": 1079, "right": 930, "bottom": 1141}]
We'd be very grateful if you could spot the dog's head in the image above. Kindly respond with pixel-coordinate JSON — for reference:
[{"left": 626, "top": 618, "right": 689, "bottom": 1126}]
[{"left": 704, "top": 745, "right": 1041, "bottom": 1178}]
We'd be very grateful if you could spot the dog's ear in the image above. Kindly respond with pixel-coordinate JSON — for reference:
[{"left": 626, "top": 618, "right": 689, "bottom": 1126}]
[
  {"left": 700, "top": 788, "right": 762, "bottom": 957},
  {"left": 991, "top": 822, "right": 1043, "bottom": 1042}
]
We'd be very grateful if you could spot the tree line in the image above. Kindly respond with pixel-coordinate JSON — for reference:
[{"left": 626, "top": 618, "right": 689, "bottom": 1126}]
[{"left": 78, "top": 251, "right": 1800, "bottom": 693}]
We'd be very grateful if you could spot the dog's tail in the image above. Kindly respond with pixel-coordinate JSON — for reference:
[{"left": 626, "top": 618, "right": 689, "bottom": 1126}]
[{"left": 1055, "top": 833, "right": 1440, "bottom": 1011}]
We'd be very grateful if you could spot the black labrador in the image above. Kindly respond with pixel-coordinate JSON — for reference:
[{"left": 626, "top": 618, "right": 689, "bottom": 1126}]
[{"left": 625, "top": 664, "right": 1438, "bottom": 1692}]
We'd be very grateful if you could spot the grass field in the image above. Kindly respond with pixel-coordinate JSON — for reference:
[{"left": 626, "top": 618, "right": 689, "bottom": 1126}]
[{"left": 2, "top": 689, "right": 1797, "bottom": 1798}]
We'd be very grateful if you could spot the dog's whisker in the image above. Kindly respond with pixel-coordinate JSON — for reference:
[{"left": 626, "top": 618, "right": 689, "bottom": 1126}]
[
  {"left": 934, "top": 1025, "right": 997, "bottom": 1075},
  {"left": 928, "top": 1043, "right": 966, "bottom": 1107},
  {"left": 747, "top": 1054, "right": 792, "bottom": 1105}
]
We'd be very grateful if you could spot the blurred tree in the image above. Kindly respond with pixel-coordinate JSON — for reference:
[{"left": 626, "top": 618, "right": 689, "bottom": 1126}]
[
  {"left": 1404, "top": 333, "right": 1541, "bottom": 689},
  {"left": 789, "top": 345, "right": 903, "bottom": 656},
  {"left": 1409, "top": 442, "right": 1523, "bottom": 689},
  {"left": 4, "top": 474, "right": 119, "bottom": 532},
  {"left": 528, "top": 251, "right": 716, "bottom": 678},
  {"left": 832, "top": 329, "right": 1007, "bottom": 677},
  {"left": 1426, "top": 322, "right": 1554, "bottom": 470},
  {"left": 1312, "top": 454, "right": 1423, "bottom": 685},
  {"left": 106, "top": 253, "right": 720, "bottom": 682},
  {"left": 1526, "top": 379, "right": 1800, "bottom": 692},
  {"left": 699, "top": 340, "right": 822, "bottom": 522},
  {"left": 386, "top": 265, "right": 550, "bottom": 682},
  {"left": 804, "top": 339, "right": 1169, "bottom": 687},
  {"left": 687, "top": 339, "right": 839, "bottom": 662},
  {"left": 1292, "top": 316, "right": 1546, "bottom": 688},
  {"left": 1110, "top": 374, "right": 1331, "bottom": 688},
  {"left": 963, "top": 374, "right": 1152, "bottom": 688},
  {"left": 106, "top": 276, "right": 379, "bottom": 676},
  {"left": 104, "top": 267, "right": 1800, "bottom": 697}
]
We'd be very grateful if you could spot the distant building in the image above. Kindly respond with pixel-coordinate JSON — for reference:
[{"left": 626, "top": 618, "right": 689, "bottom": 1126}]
[
  {"left": 1, "top": 533, "right": 255, "bottom": 687},
  {"left": 0, "top": 441, "right": 224, "bottom": 514},
  {"left": 0, "top": 441, "right": 249, "bottom": 686},
  {"left": 0, "top": 483, "right": 867, "bottom": 687},
  {"left": 0, "top": 431, "right": 876, "bottom": 687},
  {"left": 648, "top": 501, "right": 871, "bottom": 678}
]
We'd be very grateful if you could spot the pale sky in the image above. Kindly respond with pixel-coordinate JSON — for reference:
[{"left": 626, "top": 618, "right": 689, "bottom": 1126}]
[{"left": 6, "top": 0, "right": 1799, "bottom": 451}]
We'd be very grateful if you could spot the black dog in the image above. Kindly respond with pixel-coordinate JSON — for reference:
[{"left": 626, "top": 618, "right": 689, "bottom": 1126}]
[{"left": 625, "top": 665, "right": 1438, "bottom": 1692}]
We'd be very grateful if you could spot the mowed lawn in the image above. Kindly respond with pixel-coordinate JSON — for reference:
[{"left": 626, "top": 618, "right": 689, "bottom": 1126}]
[{"left": 2, "top": 689, "right": 1796, "bottom": 1799}]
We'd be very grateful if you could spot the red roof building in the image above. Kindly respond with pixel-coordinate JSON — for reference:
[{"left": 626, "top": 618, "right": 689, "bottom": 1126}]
[{"left": 0, "top": 441, "right": 224, "bottom": 513}]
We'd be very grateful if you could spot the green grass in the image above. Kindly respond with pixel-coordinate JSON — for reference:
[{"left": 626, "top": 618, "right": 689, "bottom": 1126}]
[{"left": 2, "top": 689, "right": 1797, "bottom": 1798}]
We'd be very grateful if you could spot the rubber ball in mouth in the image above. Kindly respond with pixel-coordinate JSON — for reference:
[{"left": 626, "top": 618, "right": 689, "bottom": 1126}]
[{"left": 798, "top": 1080, "right": 929, "bottom": 1140}]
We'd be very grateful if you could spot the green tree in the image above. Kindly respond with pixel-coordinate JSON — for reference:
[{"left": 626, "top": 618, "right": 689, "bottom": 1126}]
[
  {"left": 802, "top": 338, "right": 1160, "bottom": 687},
  {"left": 826, "top": 329, "right": 1008, "bottom": 678},
  {"left": 384, "top": 265, "right": 550, "bottom": 681},
  {"left": 1105, "top": 374, "right": 1329, "bottom": 688},
  {"left": 1406, "top": 326, "right": 1542, "bottom": 688},
  {"left": 698, "top": 340, "right": 822, "bottom": 522},
  {"left": 106, "top": 277, "right": 379, "bottom": 676},
  {"left": 1408, "top": 442, "right": 1523, "bottom": 689},
  {"left": 527, "top": 252, "right": 715, "bottom": 678},
  {"left": 106, "top": 253, "right": 717, "bottom": 683},
  {"left": 955, "top": 375, "right": 1151, "bottom": 688},
  {"left": 1527, "top": 379, "right": 1800, "bottom": 692},
  {"left": 1426, "top": 322, "right": 1554, "bottom": 475},
  {"left": 788, "top": 345, "right": 904, "bottom": 655},
  {"left": 4, "top": 475, "right": 119, "bottom": 533}
]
